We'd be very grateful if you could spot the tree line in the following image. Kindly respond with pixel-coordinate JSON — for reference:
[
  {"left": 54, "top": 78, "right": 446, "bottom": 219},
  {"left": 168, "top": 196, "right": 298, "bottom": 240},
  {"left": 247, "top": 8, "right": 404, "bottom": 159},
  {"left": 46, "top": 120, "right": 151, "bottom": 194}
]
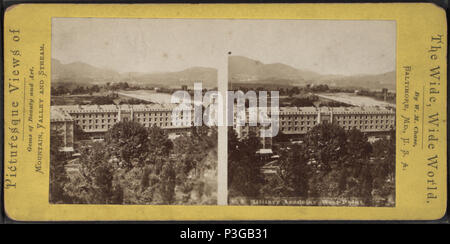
[{"left": 51, "top": 82, "right": 141, "bottom": 96}]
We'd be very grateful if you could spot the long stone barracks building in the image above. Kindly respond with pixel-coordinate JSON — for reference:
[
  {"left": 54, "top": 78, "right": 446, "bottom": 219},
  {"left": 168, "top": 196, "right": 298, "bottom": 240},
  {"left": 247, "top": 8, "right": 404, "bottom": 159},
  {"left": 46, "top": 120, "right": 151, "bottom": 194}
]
[
  {"left": 51, "top": 104, "right": 395, "bottom": 150},
  {"left": 234, "top": 106, "right": 396, "bottom": 138},
  {"left": 51, "top": 104, "right": 194, "bottom": 150}
]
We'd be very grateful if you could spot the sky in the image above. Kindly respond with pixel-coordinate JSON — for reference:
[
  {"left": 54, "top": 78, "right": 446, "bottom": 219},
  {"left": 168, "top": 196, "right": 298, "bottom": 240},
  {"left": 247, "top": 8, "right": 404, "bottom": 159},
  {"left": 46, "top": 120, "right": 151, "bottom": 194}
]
[{"left": 52, "top": 18, "right": 395, "bottom": 76}]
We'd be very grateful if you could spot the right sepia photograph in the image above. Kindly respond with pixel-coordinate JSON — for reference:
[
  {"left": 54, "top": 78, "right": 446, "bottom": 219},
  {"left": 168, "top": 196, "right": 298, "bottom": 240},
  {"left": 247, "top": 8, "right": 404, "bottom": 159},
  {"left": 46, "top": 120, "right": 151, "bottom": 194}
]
[{"left": 227, "top": 20, "right": 396, "bottom": 207}]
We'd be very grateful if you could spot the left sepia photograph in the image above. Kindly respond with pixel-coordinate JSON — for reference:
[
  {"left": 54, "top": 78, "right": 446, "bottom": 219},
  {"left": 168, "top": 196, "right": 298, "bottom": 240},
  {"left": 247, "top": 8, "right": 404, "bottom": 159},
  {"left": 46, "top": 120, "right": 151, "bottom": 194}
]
[{"left": 49, "top": 18, "right": 219, "bottom": 205}]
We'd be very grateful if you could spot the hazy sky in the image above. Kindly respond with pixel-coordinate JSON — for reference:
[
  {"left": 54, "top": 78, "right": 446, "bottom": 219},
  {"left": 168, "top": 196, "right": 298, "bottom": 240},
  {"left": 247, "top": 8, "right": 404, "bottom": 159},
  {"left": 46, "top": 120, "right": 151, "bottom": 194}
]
[{"left": 53, "top": 18, "right": 395, "bottom": 76}]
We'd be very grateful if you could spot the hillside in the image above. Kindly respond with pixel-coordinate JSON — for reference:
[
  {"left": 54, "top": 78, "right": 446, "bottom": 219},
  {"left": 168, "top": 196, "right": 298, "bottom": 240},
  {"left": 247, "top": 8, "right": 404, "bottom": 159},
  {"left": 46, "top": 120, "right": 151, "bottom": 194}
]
[
  {"left": 52, "top": 59, "right": 217, "bottom": 88},
  {"left": 125, "top": 67, "right": 217, "bottom": 88},
  {"left": 52, "top": 59, "right": 122, "bottom": 84},
  {"left": 229, "top": 56, "right": 396, "bottom": 91},
  {"left": 229, "top": 56, "right": 321, "bottom": 85},
  {"left": 317, "top": 71, "right": 396, "bottom": 91}
]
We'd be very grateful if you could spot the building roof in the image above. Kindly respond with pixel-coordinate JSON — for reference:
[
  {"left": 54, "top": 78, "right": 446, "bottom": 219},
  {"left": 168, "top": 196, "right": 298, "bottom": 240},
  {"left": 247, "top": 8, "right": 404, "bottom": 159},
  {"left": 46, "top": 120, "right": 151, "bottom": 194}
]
[
  {"left": 59, "top": 147, "right": 74, "bottom": 152},
  {"left": 129, "top": 103, "right": 179, "bottom": 111},
  {"left": 331, "top": 106, "right": 395, "bottom": 114},
  {"left": 50, "top": 107, "right": 73, "bottom": 122},
  {"left": 279, "top": 106, "right": 317, "bottom": 115},
  {"left": 52, "top": 103, "right": 183, "bottom": 113},
  {"left": 277, "top": 106, "right": 394, "bottom": 115},
  {"left": 256, "top": 148, "right": 273, "bottom": 154}
]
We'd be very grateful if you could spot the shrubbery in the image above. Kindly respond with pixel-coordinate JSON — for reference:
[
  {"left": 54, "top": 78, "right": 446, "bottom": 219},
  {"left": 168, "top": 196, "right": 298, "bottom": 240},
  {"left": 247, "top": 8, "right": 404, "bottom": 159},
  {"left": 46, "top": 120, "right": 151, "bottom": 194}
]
[
  {"left": 228, "top": 123, "right": 395, "bottom": 206},
  {"left": 50, "top": 121, "right": 218, "bottom": 205}
]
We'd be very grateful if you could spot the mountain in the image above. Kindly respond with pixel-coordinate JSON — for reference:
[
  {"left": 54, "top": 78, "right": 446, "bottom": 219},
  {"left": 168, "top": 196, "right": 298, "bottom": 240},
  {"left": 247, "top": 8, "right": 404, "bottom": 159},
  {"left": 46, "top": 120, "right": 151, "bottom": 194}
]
[
  {"left": 316, "top": 71, "right": 396, "bottom": 91},
  {"left": 52, "top": 59, "right": 122, "bottom": 84},
  {"left": 229, "top": 56, "right": 321, "bottom": 85},
  {"left": 51, "top": 59, "right": 217, "bottom": 88},
  {"left": 124, "top": 67, "right": 217, "bottom": 88},
  {"left": 52, "top": 57, "right": 395, "bottom": 90},
  {"left": 229, "top": 56, "right": 396, "bottom": 91}
]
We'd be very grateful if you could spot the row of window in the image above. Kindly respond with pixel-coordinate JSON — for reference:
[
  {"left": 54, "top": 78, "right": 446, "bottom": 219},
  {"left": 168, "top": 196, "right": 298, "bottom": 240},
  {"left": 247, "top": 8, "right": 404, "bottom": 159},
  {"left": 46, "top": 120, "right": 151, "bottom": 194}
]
[
  {"left": 134, "top": 112, "right": 171, "bottom": 117},
  {"left": 281, "top": 121, "right": 317, "bottom": 126},
  {"left": 280, "top": 114, "right": 394, "bottom": 121},
  {"left": 71, "top": 111, "right": 172, "bottom": 119},
  {"left": 75, "top": 119, "right": 118, "bottom": 124},
  {"left": 280, "top": 126, "right": 312, "bottom": 132},
  {"left": 280, "top": 124, "right": 394, "bottom": 132},
  {"left": 82, "top": 122, "right": 172, "bottom": 130},
  {"left": 280, "top": 115, "right": 317, "bottom": 120},
  {"left": 74, "top": 117, "right": 176, "bottom": 125},
  {"left": 334, "top": 114, "right": 394, "bottom": 120},
  {"left": 72, "top": 113, "right": 117, "bottom": 119},
  {"left": 70, "top": 112, "right": 394, "bottom": 121},
  {"left": 75, "top": 117, "right": 193, "bottom": 131},
  {"left": 336, "top": 120, "right": 395, "bottom": 125},
  {"left": 235, "top": 119, "right": 395, "bottom": 127},
  {"left": 135, "top": 118, "right": 169, "bottom": 123},
  {"left": 278, "top": 119, "right": 395, "bottom": 126}
]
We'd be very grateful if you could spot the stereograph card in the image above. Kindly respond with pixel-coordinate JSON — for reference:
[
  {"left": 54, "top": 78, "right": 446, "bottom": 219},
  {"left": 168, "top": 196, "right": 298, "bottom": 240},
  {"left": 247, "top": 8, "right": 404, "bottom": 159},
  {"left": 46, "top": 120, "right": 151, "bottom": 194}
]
[{"left": 3, "top": 3, "right": 447, "bottom": 221}]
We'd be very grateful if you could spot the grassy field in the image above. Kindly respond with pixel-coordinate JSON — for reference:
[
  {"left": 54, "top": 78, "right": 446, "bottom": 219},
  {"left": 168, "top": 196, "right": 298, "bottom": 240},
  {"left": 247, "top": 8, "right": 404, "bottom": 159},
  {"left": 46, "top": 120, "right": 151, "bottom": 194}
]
[{"left": 51, "top": 95, "right": 102, "bottom": 105}]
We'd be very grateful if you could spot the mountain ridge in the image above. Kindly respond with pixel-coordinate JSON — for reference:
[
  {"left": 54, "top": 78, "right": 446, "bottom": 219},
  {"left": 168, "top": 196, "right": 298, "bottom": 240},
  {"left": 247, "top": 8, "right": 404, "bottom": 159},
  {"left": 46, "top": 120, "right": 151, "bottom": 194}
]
[
  {"left": 51, "top": 58, "right": 218, "bottom": 88},
  {"left": 51, "top": 56, "right": 395, "bottom": 91},
  {"left": 229, "top": 56, "right": 395, "bottom": 91}
]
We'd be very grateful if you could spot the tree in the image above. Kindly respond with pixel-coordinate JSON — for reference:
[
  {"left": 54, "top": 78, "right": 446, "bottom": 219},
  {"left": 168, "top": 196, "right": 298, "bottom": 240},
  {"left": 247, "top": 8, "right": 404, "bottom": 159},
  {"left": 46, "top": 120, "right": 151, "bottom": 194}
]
[
  {"left": 159, "top": 161, "right": 176, "bottom": 204},
  {"left": 370, "top": 129, "right": 395, "bottom": 205},
  {"left": 51, "top": 86, "right": 58, "bottom": 96},
  {"left": 49, "top": 132, "right": 71, "bottom": 203},
  {"left": 228, "top": 130, "right": 263, "bottom": 197},
  {"left": 56, "top": 85, "right": 69, "bottom": 95},
  {"left": 77, "top": 142, "right": 111, "bottom": 203},
  {"left": 277, "top": 143, "right": 310, "bottom": 197},
  {"left": 72, "top": 86, "right": 87, "bottom": 95},
  {"left": 293, "top": 123, "right": 365, "bottom": 199},
  {"left": 305, "top": 123, "right": 347, "bottom": 175},
  {"left": 290, "top": 86, "right": 300, "bottom": 95},
  {"left": 289, "top": 97, "right": 315, "bottom": 107},
  {"left": 91, "top": 85, "right": 100, "bottom": 93},
  {"left": 227, "top": 121, "right": 396, "bottom": 206},
  {"left": 91, "top": 96, "right": 115, "bottom": 105},
  {"left": 105, "top": 121, "right": 150, "bottom": 168},
  {"left": 62, "top": 141, "right": 120, "bottom": 204},
  {"left": 227, "top": 129, "right": 240, "bottom": 188},
  {"left": 147, "top": 125, "right": 173, "bottom": 158},
  {"left": 60, "top": 120, "right": 219, "bottom": 205},
  {"left": 172, "top": 126, "right": 216, "bottom": 175},
  {"left": 342, "top": 128, "right": 372, "bottom": 196},
  {"left": 171, "top": 126, "right": 218, "bottom": 204},
  {"left": 73, "top": 123, "right": 88, "bottom": 141},
  {"left": 93, "top": 163, "right": 115, "bottom": 203},
  {"left": 118, "top": 164, "right": 159, "bottom": 204}
]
